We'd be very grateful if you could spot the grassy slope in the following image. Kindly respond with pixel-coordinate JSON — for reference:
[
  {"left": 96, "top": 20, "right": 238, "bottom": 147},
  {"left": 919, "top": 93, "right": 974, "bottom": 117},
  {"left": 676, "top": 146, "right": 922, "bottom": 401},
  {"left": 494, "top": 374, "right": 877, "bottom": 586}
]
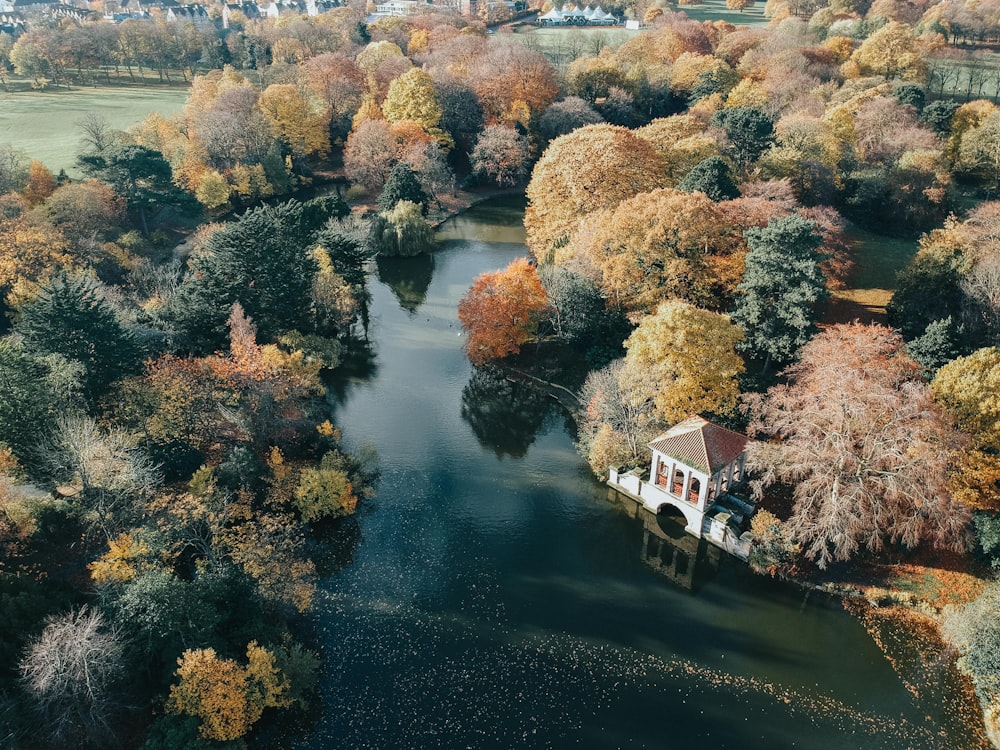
[{"left": 0, "top": 86, "right": 189, "bottom": 175}]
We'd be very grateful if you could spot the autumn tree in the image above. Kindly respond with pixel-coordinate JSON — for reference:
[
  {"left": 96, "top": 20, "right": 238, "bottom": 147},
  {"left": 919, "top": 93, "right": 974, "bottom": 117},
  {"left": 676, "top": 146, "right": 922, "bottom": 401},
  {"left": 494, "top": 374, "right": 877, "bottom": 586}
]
[
  {"left": 747, "top": 324, "right": 971, "bottom": 567},
  {"left": 343, "top": 119, "right": 399, "bottom": 192},
  {"left": 565, "top": 188, "right": 733, "bottom": 316},
  {"left": 382, "top": 68, "right": 444, "bottom": 138},
  {"left": 458, "top": 258, "right": 549, "bottom": 366},
  {"left": 468, "top": 41, "right": 559, "bottom": 126},
  {"left": 622, "top": 300, "right": 744, "bottom": 425},
  {"left": 731, "top": 215, "right": 828, "bottom": 373},
  {"left": 470, "top": 125, "right": 531, "bottom": 188},
  {"left": 22, "top": 160, "right": 56, "bottom": 206},
  {"left": 39, "top": 180, "right": 126, "bottom": 253},
  {"left": 294, "top": 451, "right": 358, "bottom": 522},
  {"left": 257, "top": 84, "right": 331, "bottom": 160},
  {"left": 524, "top": 125, "right": 667, "bottom": 260},
  {"left": 932, "top": 348, "right": 1000, "bottom": 511},
  {"left": 168, "top": 642, "right": 292, "bottom": 741},
  {"left": 848, "top": 21, "right": 927, "bottom": 82},
  {"left": 0, "top": 215, "right": 73, "bottom": 299}
]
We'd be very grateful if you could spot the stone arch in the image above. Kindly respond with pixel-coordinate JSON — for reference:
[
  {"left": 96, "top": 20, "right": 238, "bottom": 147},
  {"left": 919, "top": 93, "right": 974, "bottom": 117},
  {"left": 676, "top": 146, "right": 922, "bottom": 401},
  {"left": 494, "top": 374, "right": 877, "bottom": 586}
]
[{"left": 656, "top": 499, "right": 701, "bottom": 534}]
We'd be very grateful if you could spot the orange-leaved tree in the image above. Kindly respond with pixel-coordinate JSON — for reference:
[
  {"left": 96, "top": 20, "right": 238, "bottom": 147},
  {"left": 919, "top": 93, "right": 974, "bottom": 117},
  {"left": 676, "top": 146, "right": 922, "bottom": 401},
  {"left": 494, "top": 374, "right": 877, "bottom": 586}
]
[{"left": 458, "top": 258, "right": 548, "bottom": 366}]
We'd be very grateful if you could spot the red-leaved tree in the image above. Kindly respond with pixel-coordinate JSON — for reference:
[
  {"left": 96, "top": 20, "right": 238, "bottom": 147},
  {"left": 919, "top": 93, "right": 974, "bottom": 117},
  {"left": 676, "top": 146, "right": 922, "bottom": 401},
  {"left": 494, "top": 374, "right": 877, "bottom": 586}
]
[{"left": 457, "top": 258, "right": 548, "bottom": 366}]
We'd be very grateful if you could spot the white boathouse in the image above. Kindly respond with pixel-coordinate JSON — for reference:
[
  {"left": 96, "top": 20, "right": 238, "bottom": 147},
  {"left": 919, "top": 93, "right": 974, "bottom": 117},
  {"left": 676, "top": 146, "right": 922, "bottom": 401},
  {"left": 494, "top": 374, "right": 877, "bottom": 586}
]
[{"left": 608, "top": 416, "right": 755, "bottom": 560}]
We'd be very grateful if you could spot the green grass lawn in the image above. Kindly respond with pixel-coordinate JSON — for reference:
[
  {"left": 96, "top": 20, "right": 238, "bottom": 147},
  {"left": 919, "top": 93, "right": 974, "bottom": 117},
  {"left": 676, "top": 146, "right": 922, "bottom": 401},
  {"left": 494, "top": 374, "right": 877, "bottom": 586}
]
[
  {"left": 0, "top": 86, "right": 189, "bottom": 174},
  {"left": 666, "top": 0, "right": 769, "bottom": 26},
  {"left": 826, "top": 229, "right": 919, "bottom": 325}
]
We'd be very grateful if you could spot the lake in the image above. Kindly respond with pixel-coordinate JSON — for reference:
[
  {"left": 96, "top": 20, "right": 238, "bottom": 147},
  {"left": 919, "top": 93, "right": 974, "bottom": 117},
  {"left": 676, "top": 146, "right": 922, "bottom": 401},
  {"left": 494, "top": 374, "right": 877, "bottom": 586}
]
[{"left": 292, "top": 197, "right": 974, "bottom": 749}]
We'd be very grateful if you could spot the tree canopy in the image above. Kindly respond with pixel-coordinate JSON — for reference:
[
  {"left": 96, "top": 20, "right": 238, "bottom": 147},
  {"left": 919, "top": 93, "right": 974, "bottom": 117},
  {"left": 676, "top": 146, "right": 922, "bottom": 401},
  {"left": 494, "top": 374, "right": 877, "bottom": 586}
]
[{"left": 748, "top": 324, "right": 970, "bottom": 567}]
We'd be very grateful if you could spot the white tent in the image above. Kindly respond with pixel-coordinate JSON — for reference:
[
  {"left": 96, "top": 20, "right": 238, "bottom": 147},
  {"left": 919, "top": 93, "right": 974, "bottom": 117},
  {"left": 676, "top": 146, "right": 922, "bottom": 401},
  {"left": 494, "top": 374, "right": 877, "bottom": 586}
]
[
  {"left": 537, "top": 7, "right": 564, "bottom": 22},
  {"left": 589, "top": 6, "right": 615, "bottom": 22}
]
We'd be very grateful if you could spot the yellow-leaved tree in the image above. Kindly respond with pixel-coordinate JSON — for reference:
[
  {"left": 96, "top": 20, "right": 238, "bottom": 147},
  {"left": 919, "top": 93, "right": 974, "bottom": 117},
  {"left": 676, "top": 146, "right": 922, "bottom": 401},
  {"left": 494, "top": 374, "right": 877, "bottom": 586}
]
[
  {"left": 847, "top": 21, "right": 927, "bottom": 82},
  {"left": 622, "top": 300, "right": 744, "bottom": 425},
  {"left": 382, "top": 68, "right": 443, "bottom": 135},
  {"left": 258, "top": 84, "right": 331, "bottom": 159},
  {"left": 524, "top": 124, "right": 667, "bottom": 261},
  {"left": 168, "top": 642, "right": 292, "bottom": 741},
  {"left": 932, "top": 347, "right": 1000, "bottom": 511}
]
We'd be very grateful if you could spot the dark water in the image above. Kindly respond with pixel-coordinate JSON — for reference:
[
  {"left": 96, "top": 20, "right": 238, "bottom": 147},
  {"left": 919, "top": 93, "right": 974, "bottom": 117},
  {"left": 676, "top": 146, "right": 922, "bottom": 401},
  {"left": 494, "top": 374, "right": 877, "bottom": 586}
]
[{"left": 298, "top": 198, "right": 966, "bottom": 749}]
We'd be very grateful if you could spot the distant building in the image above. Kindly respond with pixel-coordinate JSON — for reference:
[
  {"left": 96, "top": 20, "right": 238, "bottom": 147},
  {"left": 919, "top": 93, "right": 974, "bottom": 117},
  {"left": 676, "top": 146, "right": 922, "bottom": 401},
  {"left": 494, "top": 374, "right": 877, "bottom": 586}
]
[
  {"left": 166, "top": 2, "right": 211, "bottom": 23},
  {"left": 0, "top": 9, "right": 26, "bottom": 34}
]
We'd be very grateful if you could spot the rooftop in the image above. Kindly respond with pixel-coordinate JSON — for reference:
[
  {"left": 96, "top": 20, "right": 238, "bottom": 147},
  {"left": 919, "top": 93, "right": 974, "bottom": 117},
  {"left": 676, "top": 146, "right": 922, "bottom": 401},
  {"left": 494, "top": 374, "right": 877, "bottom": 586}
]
[{"left": 648, "top": 416, "right": 747, "bottom": 475}]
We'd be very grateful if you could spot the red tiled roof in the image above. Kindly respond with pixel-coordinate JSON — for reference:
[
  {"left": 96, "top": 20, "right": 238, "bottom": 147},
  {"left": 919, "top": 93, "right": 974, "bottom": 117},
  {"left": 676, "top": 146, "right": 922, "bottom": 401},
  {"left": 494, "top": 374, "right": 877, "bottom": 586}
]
[{"left": 648, "top": 416, "right": 747, "bottom": 475}]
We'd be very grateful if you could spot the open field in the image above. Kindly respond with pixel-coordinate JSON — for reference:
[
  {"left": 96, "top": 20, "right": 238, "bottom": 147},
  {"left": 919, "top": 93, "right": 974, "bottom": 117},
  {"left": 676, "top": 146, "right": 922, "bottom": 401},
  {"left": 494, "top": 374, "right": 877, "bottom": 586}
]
[
  {"left": 664, "top": 0, "right": 769, "bottom": 26},
  {"left": 513, "top": 0, "right": 769, "bottom": 62},
  {"left": 825, "top": 229, "right": 919, "bottom": 324},
  {"left": 0, "top": 86, "right": 189, "bottom": 174}
]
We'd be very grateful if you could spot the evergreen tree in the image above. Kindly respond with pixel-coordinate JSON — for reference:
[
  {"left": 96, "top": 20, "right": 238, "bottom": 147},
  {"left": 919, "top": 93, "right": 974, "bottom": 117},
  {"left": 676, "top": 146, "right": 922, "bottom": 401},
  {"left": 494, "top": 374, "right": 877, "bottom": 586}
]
[
  {"left": 0, "top": 339, "right": 57, "bottom": 464},
  {"left": 921, "top": 99, "right": 960, "bottom": 136},
  {"left": 732, "top": 215, "right": 828, "bottom": 373},
  {"left": 167, "top": 201, "right": 318, "bottom": 352},
  {"left": 15, "top": 273, "right": 141, "bottom": 399},
  {"left": 905, "top": 316, "right": 964, "bottom": 376},
  {"left": 377, "top": 163, "right": 428, "bottom": 215},
  {"left": 710, "top": 107, "right": 774, "bottom": 171},
  {"left": 677, "top": 156, "right": 740, "bottom": 201},
  {"left": 77, "top": 144, "right": 192, "bottom": 236}
]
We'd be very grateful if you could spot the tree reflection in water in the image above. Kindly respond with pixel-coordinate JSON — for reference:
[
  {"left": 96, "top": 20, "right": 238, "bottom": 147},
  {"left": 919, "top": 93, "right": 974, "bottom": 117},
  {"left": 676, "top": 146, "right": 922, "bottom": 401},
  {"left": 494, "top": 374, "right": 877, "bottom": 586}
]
[
  {"left": 460, "top": 366, "right": 556, "bottom": 459},
  {"left": 376, "top": 254, "right": 435, "bottom": 315}
]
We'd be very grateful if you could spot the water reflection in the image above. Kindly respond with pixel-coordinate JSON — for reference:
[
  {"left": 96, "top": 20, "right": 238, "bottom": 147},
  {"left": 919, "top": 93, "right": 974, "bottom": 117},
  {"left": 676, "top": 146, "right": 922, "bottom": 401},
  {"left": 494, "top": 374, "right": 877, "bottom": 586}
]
[
  {"left": 460, "top": 366, "right": 556, "bottom": 459},
  {"left": 323, "top": 338, "right": 378, "bottom": 407},
  {"left": 643, "top": 509, "right": 721, "bottom": 593},
  {"left": 608, "top": 490, "right": 721, "bottom": 593},
  {"left": 310, "top": 516, "right": 362, "bottom": 577},
  {"left": 375, "top": 254, "right": 435, "bottom": 315}
]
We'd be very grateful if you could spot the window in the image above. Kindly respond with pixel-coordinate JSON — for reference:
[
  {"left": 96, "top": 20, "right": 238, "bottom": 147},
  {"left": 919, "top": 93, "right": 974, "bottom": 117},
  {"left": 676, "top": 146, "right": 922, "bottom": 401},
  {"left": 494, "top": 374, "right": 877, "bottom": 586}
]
[
  {"left": 672, "top": 468, "right": 685, "bottom": 496},
  {"left": 687, "top": 477, "right": 701, "bottom": 505}
]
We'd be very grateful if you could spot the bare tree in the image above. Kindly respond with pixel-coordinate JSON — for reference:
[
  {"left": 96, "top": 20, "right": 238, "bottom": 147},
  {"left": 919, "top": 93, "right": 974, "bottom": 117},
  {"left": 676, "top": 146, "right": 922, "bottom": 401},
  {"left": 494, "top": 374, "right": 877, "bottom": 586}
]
[
  {"left": 0, "top": 145, "right": 29, "bottom": 194},
  {"left": 42, "top": 415, "right": 160, "bottom": 541},
  {"left": 962, "top": 254, "right": 1000, "bottom": 343},
  {"left": 577, "top": 359, "right": 663, "bottom": 472},
  {"left": 76, "top": 113, "right": 115, "bottom": 156},
  {"left": 19, "top": 607, "right": 124, "bottom": 746}
]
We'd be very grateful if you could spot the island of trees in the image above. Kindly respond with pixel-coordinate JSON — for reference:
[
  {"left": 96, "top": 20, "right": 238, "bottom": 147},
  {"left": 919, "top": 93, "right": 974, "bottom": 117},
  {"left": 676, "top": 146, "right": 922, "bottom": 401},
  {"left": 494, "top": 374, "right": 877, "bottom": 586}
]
[{"left": 4, "top": 0, "right": 1000, "bottom": 746}]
